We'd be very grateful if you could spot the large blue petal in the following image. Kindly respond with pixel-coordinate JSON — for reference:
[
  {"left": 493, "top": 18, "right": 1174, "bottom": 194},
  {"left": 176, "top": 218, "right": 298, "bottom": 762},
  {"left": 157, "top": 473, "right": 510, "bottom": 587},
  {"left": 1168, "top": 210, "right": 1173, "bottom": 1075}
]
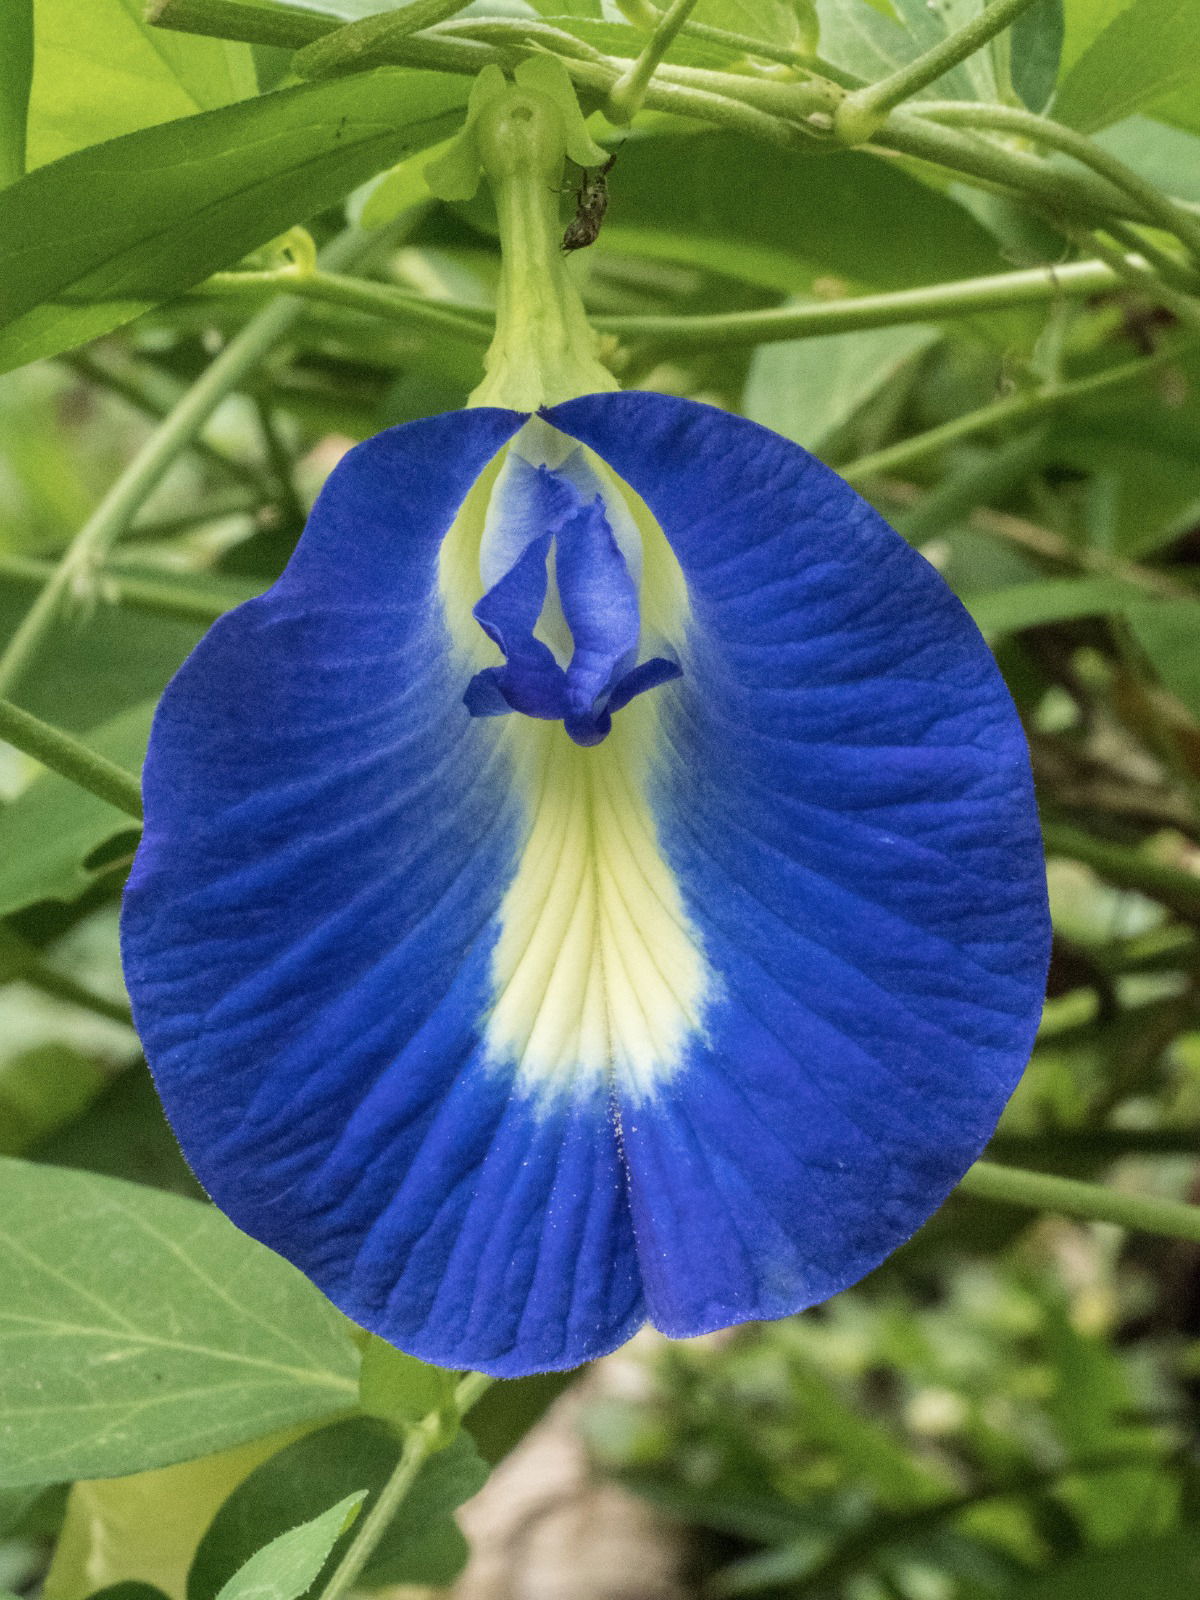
[
  {"left": 547, "top": 392, "right": 1049, "bottom": 1337},
  {"left": 123, "top": 392, "right": 1048, "bottom": 1375},
  {"left": 121, "top": 407, "right": 645, "bottom": 1374}
]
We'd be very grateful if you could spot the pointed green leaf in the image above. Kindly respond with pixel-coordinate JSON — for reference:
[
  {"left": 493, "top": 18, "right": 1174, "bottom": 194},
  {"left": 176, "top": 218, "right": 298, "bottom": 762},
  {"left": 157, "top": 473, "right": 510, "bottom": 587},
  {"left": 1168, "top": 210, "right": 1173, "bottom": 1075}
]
[
  {"left": 0, "top": 1159, "right": 359, "bottom": 1486},
  {"left": 744, "top": 322, "right": 939, "bottom": 451},
  {"left": 189, "top": 1420, "right": 488, "bottom": 1600},
  {"left": 1011, "top": 0, "right": 1064, "bottom": 110},
  {"left": 27, "top": 0, "right": 257, "bottom": 169},
  {"left": 213, "top": 1494, "right": 367, "bottom": 1600},
  {"left": 586, "top": 131, "right": 1005, "bottom": 292},
  {"left": 0, "top": 70, "right": 468, "bottom": 375},
  {"left": 1054, "top": 0, "right": 1200, "bottom": 133}
]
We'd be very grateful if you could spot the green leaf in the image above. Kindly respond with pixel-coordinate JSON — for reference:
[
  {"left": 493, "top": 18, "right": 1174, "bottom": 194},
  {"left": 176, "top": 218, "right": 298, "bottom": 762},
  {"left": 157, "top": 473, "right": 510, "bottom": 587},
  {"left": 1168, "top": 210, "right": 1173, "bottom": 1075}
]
[
  {"left": 1011, "top": 0, "right": 1064, "bottom": 111},
  {"left": 0, "top": 1045, "right": 109, "bottom": 1158},
  {"left": 40, "top": 1429, "right": 312, "bottom": 1600},
  {"left": 0, "top": 1484, "right": 50, "bottom": 1538},
  {"left": 358, "top": 1336, "right": 457, "bottom": 1427},
  {"left": 27, "top": 0, "right": 257, "bottom": 169},
  {"left": 0, "top": 701, "right": 151, "bottom": 919},
  {"left": 1018, "top": 1529, "right": 1200, "bottom": 1598},
  {"left": 694, "top": 0, "right": 813, "bottom": 52},
  {"left": 964, "top": 577, "right": 1145, "bottom": 635},
  {"left": 1095, "top": 115, "right": 1200, "bottom": 204},
  {"left": 465, "top": 1371, "right": 578, "bottom": 1465},
  {"left": 1125, "top": 597, "right": 1200, "bottom": 719},
  {"left": 0, "top": 1158, "right": 359, "bottom": 1486},
  {"left": 34, "top": 1067, "right": 202, "bottom": 1197},
  {"left": 816, "top": 0, "right": 981, "bottom": 100},
  {"left": 88, "top": 1586, "right": 174, "bottom": 1600},
  {"left": 0, "top": 0, "right": 32, "bottom": 185},
  {"left": 0, "top": 69, "right": 468, "bottom": 376},
  {"left": 593, "top": 131, "right": 1005, "bottom": 292},
  {"left": 0, "top": 576, "right": 206, "bottom": 733},
  {"left": 189, "top": 1420, "right": 488, "bottom": 1600},
  {"left": 743, "top": 322, "right": 939, "bottom": 451},
  {"left": 1061, "top": 0, "right": 1128, "bottom": 72},
  {"left": 213, "top": 1493, "right": 367, "bottom": 1600},
  {"left": 1053, "top": 0, "right": 1200, "bottom": 133}
]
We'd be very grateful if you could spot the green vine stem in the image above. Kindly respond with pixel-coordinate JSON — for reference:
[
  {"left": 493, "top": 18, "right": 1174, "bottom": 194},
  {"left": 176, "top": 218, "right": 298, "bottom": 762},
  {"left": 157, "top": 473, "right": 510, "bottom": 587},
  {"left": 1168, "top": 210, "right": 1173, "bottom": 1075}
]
[
  {"left": 153, "top": 0, "right": 860, "bottom": 84},
  {"left": 598, "top": 258, "right": 1126, "bottom": 348},
  {"left": 607, "top": 0, "right": 704, "bottom": 123},
  {"left": 0, "top": 228, "right": 373, "bottom": 699},
  {"left": 195, "top": 256, "right": 1139, "bottom": 353},
  {"left": 959, "top": 1160, "right": 1200, "bottom": 1244},
  {"left": 146, "top": 2, "right": 1200, "bottom": 232},
  {"left": 1051, "top": 222, "right": 1200, "bottom": 332},
  {"left": 918, "top": 100, "right": 1200, "bottom": 262},
  {"left": 1105, "top": 218, "right": 1200, "bottom": 296},
  {"left": 834, "top": 0, "right": 1043, "bottom": 144},
  {"left": 0, "top": 552, "right": 257, "bottom": 625},
  {"left": 199, "top": 266, "right": 494, "bottom": 344},
  {"left": 1042, "top": 821, "right": 1200, "bottom": 923},
  {"left": 841, "top": 341, "right": 1192, "bottom": 484},
  {"left": 65, "top": 352, "right": 271, "bottom": 493},
  {"left": 0, "top": 698, "right": 144, "bottom": 820},
  {"left": 147, "top": 0, "right": 339, "bottom": 47},
  {"left": 872, "top": 107, "right": 1165, "bottom": 227},
  {"left": 315, "top": 1371, "right": 491, "bottom": 1600}
]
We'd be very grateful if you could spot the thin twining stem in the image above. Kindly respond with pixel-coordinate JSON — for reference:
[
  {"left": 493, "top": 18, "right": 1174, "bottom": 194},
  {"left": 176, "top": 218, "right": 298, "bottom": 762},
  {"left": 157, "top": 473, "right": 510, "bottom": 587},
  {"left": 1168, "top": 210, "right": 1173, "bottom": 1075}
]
[
  {"left": 0, "top": 698, "right": 143, "bottom": 820},
  {"left": 918, "top": 101, "right": 1200, "bottom": 263},
  {"left": 960, "top": 1160, "right": 1200, "bottom": 1244},
  {"left": 598, "top": 258, "right": 1129, "bottom": 348},
  {"left": 834, "top": 0, "right": 1044, "bottom": 141},
  {"left": 316, "top": 1371, "right": 491, "bottom": 1600},
  {"left": 0, "top": 228, "right": 372, "bottom": 700},
  {"left": 841, "top": 341, "right": 1193, "bottom": 484},
  {"left": 607, "top": 0, "right": 705, "bottom": 123},
  {"left": 202, "top": 257, "right": 1140, "bottom": 352},
  {"left": 199, "top": 265, "right": 494, "bottom": 344}
]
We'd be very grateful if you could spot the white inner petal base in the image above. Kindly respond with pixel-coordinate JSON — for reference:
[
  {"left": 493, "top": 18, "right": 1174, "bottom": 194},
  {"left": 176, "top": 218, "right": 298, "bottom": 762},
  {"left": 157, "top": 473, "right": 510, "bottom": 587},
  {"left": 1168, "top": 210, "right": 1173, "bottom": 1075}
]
[
  {"left": 486, "top": 703, "right": 713, "bottom": 1104},
  {"left": 438, "top": 425, "right": 709, "bottom": 1104}
]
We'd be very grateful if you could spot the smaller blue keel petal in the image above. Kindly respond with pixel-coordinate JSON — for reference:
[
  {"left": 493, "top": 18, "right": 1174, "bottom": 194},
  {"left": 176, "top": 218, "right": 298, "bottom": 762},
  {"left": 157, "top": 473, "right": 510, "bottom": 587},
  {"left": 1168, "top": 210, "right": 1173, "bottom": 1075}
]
[
  {"left": 556, "top": 491, "right": 640, "bottom": 722},
  {"left": 466, "top": 531, "right": 568, "bottom": 720},
  {"left": 608, "top": 656, "right": 683, "bottom": 715},
  {"left": 467, "top": 448, "right": 682, "bottom": 744}
]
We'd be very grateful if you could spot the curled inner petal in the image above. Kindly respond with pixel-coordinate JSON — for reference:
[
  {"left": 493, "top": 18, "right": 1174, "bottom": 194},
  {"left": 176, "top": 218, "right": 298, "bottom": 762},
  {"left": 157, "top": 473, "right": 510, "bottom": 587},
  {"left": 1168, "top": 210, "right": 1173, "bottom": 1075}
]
[{"left": 464, "top": 452, "right": 680, "bottom": 746}]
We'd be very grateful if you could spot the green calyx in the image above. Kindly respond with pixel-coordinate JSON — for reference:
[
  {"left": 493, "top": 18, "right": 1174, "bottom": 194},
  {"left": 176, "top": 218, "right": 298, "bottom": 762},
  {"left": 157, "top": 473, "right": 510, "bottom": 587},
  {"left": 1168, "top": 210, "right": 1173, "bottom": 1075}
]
[{"left": 428, "top": 61, "right": 617, "bottom": 412}]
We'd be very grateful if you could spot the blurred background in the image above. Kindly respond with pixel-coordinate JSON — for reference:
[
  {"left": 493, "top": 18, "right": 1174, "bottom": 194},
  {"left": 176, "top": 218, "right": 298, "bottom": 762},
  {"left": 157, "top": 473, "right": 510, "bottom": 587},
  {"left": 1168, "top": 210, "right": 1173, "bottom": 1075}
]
[{"left": 5, "top": 15, "right": 1200, "bottom": 1592}]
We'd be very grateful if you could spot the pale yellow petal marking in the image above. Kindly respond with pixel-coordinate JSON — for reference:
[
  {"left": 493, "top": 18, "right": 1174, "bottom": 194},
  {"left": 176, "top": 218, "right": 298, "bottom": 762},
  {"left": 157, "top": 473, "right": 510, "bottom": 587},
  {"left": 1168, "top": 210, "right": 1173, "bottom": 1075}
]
[
  {"left": 487, "top": 702, "right": 711, "bottom": 1104},
  {"left": 436, "top": 426, "right": 713, "bottom": 1105}
]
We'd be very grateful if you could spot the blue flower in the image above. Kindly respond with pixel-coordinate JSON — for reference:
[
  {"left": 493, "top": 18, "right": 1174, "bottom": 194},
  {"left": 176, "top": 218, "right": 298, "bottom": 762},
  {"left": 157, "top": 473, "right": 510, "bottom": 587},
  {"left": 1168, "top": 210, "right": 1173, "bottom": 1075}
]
[{"left": 121, "top": 391, "right": 1049, "bottom": 1377}]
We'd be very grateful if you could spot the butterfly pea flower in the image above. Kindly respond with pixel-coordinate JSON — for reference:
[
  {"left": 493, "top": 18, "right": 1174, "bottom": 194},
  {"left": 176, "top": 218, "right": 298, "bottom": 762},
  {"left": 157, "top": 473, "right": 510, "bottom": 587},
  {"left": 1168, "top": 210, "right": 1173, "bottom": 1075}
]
[{"left": 120, "top": 66, "right": 1050, "bottom": 1378}]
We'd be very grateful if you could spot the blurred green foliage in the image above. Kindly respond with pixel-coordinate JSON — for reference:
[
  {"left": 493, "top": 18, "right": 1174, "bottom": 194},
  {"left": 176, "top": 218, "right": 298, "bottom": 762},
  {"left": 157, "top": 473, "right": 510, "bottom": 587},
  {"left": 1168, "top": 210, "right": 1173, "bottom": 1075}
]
[{"left": 4, "top": 0, "right": 1200, "bottom": 1594}]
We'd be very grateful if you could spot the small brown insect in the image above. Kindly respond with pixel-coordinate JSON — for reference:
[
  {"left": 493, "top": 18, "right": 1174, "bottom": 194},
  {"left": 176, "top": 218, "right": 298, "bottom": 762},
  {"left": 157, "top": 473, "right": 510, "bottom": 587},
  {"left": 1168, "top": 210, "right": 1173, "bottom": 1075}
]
[{"left": 560, "top": 152, "right": 618, "bottom": 254}]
